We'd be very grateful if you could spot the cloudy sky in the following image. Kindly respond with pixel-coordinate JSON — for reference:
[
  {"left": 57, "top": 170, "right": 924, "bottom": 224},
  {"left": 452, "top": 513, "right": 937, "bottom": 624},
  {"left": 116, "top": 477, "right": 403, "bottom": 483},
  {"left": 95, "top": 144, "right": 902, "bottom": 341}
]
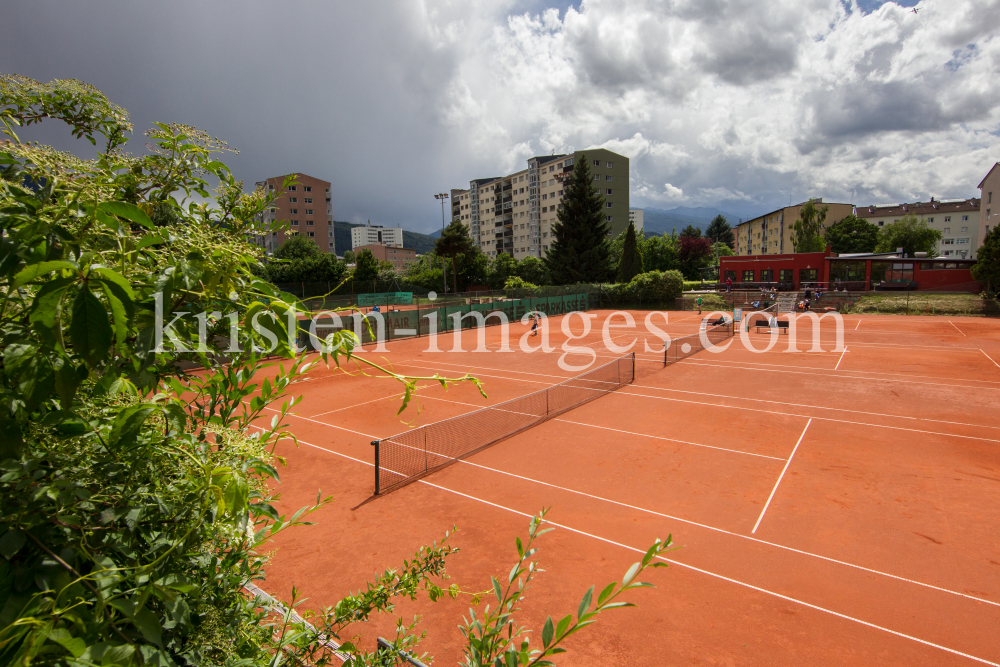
[{"left": 3, "top": 0, "right": 998, "bottom": 232}]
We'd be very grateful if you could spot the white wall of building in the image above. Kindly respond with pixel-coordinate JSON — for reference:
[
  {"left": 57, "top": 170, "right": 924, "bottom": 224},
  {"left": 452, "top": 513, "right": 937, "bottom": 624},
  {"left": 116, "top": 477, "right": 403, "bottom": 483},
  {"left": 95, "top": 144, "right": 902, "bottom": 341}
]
[
  {"left": 628, "top": 208, "right": 644, "bottom": 234},
  {"left": 350, "top": 224, "right": 404, "bottom": 249}
]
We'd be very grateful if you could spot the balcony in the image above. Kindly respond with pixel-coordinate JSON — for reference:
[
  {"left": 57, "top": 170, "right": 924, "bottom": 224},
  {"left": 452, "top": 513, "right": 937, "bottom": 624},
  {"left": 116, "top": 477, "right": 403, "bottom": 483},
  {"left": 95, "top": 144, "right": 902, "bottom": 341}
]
[{"left": 502, "top": 184, "right": 512, "bottom": 192}]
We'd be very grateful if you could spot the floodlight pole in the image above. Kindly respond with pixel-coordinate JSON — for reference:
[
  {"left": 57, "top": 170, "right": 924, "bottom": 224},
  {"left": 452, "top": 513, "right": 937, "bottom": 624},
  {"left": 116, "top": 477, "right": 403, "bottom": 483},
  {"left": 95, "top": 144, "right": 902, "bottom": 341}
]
[{"left": 434, "top": 193, "right": 449, "bottom": 294}]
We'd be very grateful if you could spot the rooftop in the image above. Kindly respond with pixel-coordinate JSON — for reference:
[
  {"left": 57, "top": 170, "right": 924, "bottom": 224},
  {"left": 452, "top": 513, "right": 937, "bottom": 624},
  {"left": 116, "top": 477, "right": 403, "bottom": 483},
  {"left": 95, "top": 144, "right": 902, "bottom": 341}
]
[{"left": 857, "top": 197, "right": 980, "bottom": 217}]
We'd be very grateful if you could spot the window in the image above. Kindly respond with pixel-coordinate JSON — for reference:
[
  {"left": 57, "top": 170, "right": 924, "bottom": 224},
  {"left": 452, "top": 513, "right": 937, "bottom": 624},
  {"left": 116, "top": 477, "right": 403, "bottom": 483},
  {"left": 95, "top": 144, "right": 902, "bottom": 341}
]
[
  {"left": 606, "top": 189, "right": 613, "bottom": 195},
  {"left": 304, "top": 197, "right": 312, "bottom": 203},
  {"left": 878, "top": 220, "right": 884, "bottom": 226},
  {"left": 943, "top": 227, "right": 950, "bottom": 233},
  {"left": 990, "top": 192, "right": 993, "bottom": 204},
  {"left": 290, "top": 197, "right": 297, "bottom": 203},
  {"left": 799, "top": 268, "right": 819, "bottom": 281},
  {"left": 290, "top": 208, "right": 298, "bottom": 214},
  {"left": 593, "top": 159, "right": 600, "bottom": 166},
  {"left": 928, "top": 217, "right": 934, "bottom": 223},
  {"left": 725, "top": 270, "right": 737, "bottom": 281},
  {"left": 606, "top": 175, "right": 612, "bottom": 181},
  {"left": 329, "top": 230, "right": 333, "bottom": 237},
  {"left": 961, "top": 226, "right": 968, "bottom": 232},
  {"left": 779, "top": 269, "right": 793, "bottom": 282},
  {"left": 305, "top": 209, "right": 313, "bottom": 214},
  {"left": 326, "top": 188, "right": 330, "bottom": 192},
  {"left": 306, "top": 220, "right": 314, "bottom": 226},
  {"left": 606, "top": 202, "right": 613, "bottom": 208},
  {"left": 291, "top": 220, "right": 299, "bottom": 226},
  {"left": 606, "top": 215, "right": 613, "bottom": 222},
  {"left": 958, "top": 238, "right": 970, "bottom": 244},
  {"left": 743, "top": 270, "right": 754, "bottom": 281},
  {"left": 289, "top": 186, "right": 296, "bottom": 191},
  {"left": 607, "top": 161, "right": 613, "bottom": 168},
  {"left": 943, "top": 238, "right": 954, "bottom": 245},
  {"left": 304, "top": 186, "right": 312, "bottom": 192},
  {"left": 268, "top": 184, "right": 274, "bottom": 190},
  {"left": 549, "top": 166, "right": 555, "bottom": 172},
  {"left": 963, "top": 215, "right": 969, "bottom": 220},
  {"left": 944, "top": 216, "right": 951, "bottom": 222},
  {"left": 307, "top": 232, "right": 315, "bottom": 237}
]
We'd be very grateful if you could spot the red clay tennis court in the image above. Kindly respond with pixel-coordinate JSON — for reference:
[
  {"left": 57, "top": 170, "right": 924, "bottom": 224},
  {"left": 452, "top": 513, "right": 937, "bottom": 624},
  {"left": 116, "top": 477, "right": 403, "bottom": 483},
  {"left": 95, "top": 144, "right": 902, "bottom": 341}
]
[{"left": 255, "top": 309, "right": 1000, "bottom": 666}]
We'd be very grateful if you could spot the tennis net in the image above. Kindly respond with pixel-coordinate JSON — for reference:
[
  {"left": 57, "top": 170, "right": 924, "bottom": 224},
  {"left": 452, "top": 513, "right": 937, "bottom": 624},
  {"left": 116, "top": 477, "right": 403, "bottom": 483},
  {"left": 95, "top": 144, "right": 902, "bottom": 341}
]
[
  {"left": 371, "top": 352, "right": 636, "bottom": 496},
  {"left": 663, "top": 319, "right": 734, "bottom": 366}
]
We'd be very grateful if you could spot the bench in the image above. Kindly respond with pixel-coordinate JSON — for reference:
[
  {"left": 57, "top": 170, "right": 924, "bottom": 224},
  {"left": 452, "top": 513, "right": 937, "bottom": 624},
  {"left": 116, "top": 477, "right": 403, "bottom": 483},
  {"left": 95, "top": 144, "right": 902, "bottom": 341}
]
[{"left": 754, "top": 320, "right": 789, "bottom": 334}]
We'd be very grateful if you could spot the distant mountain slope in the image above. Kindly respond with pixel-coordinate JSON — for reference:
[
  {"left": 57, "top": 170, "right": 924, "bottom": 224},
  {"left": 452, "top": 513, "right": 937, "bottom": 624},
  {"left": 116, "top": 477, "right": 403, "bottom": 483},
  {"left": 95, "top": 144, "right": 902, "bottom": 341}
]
[{"left": 331, "top": 221, "right": 437, "bottom": 256}]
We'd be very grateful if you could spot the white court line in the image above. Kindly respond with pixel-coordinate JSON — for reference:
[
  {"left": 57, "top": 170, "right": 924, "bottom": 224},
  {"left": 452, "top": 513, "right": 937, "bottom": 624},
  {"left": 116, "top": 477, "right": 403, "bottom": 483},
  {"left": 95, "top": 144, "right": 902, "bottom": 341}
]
[
  {"left": 949, "top": 320, "right": 967, "bottom": 336},
  {"left": 263, "top": 426, "right": 1000, "bottom": 611},
  {"left": 752, "top": 419, "right": 812, "bottom": 534},
  {"left": 673, "top": 358, "right": 1000, "bottom": 392},
  {"left": 855, "top": 319, "right": 861, "bottom": 331},
  {"left": 419, "top": 481, "right": 1000, "bottom": 667},
  {"left": 614, "top": 390, "right": 1000, "bottom": 444},
  {"left": 981, "top": 349, "right": 1000, "bottom": 369},
  {"left": 834, "top": 346, "right": 848, "bottom": 371},
  {"left": 306, "top": 388, "right": 424, "bottom": 418},
  {"left": 624, "top": 384, "right": 1000, "bottom": 431}
]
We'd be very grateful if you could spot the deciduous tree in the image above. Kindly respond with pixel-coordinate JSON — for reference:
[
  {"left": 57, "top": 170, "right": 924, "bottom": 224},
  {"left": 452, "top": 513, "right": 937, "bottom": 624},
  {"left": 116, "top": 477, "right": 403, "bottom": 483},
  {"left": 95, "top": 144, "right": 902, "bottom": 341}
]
[
  {"left": 791, "top": 200, "right": 829, "bottom": 253},
  {"left": 435, "top": 218, "right": 478, "bottom": 293},
  {"left": 874, "top": 214, "right": 943, "bottom": 257},
  {"left": 824, "top": 215, "right": 879, "bottom": 254}
]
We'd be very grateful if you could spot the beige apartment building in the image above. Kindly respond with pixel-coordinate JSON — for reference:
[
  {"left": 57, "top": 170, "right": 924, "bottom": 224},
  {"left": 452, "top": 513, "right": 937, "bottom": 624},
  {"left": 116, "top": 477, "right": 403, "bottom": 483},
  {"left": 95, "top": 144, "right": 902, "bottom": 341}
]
[
  {"left": 856, "top": 198, "right": 981, "bottom": 259},
  {"left": 979, "top": 162, "right": 999, "bottom": 247},
  {"left": 254, "top": 173, "right": 334, "bottom": 254},
  {"left": 354, "top": 243, "right": 416, "bottom": 271},
  {"left": 455, "top": 148, "right": 630, "bottom": 259},
  {"left": 735, "top": 199, "right": 853, "bottom": 255}
]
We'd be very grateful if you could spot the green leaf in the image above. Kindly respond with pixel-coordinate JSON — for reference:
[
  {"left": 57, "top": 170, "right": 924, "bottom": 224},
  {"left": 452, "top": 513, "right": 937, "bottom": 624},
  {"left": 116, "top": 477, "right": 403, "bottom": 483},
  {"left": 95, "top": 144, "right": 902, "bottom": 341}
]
[
  {"left": 541, "top": 616, "right": 554, "bottom": 647},
  {"left": 12, "top": 260, "right": 76, "bottom": 289},
  {"left": 578, "top": 585, "right": 593, "bottom": 618},
  {"left": 135, "top": 234, "right": 166, "bottom": 250},
  {"left": 0, "top": 528, "right": 26, "bottom": 559},
  {"left": 98, "top": 201, "right": 153, "bottom": 229},
  {"left": 47, "top": 628, "right": 86, "bottom": 658},
  {"left": 99, "top": 281, "right": 129, "bottom": 346},
  {"left": 29, "top": 277, "right": 75, "bottom": 346},
  {"left": 492, "top": 576, "right": 502, "bottom": 604},
  {"left": 621, "top": 562, "right": 640, "bottom": 587},
  {"left": 69, "top": 283, "right": 113, "bottom": 366},
  {"left": 109, "top": 404, "right": 156, "bottom": 450},
  {"left": 101, "top": 643, "right": 135, "bottom": 666},
  {"left": 0, "top": 409, "right": 24, "bottom": 460},
  {"left": 53, "top": 357, "right": 88, "bottom": 410},
  {"left": 596, "top": 581, "right": 616, "bottom": 605},
  {"left": 132, "top": 605, "right": 163, "bottom": 647}
]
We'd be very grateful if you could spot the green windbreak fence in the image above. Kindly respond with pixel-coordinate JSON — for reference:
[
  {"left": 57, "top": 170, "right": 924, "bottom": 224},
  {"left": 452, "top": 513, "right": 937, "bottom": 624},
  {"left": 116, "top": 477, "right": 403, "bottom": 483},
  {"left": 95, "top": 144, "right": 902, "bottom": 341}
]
[{"left": 299, "top": 293, "right": 590, "bottom": 347}]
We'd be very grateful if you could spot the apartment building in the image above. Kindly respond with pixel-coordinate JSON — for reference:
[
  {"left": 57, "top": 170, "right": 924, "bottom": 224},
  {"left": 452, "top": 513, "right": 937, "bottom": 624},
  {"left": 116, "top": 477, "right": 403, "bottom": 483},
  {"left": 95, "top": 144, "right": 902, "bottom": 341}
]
[
  {"left": 735, "top": 199, "right": 853, "bottom": 255},
  {"left": 253, "top": 174, "right": 334, "bottom": 254},
  {"left": 457, "top": 148, "right": 630, "bottom": 259},
  {"left": 350, "top": 222, "right": 404, "bottom": 249},
  {"left": 629, "top": 208, "right": 644, "bottom": 234},
  {"left": 855, "top": 198, "right": 981, "bottom": 259},
  {"left": 979, "top": 162, "right": 999, "bottom": 247},
  {"left": 354, "top": 244, "right": 416, "bottom": 272}
]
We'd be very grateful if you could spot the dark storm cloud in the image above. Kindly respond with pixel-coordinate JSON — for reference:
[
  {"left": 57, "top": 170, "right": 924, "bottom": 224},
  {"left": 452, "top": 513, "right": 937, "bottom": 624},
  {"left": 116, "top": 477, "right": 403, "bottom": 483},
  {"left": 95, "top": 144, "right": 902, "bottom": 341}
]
[{"left": 0, "top": 0, "right": 468, "bottom": 232}]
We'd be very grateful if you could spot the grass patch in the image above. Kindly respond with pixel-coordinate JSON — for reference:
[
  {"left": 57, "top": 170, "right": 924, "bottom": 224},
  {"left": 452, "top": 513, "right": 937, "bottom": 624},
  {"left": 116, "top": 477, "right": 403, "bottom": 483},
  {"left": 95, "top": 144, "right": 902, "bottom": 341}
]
[
  {"left": 848, "top": 292, "right": 998, "bottom": 316},
  {"left": 677, "top": 293, "right": 729, "bottom": 311}
]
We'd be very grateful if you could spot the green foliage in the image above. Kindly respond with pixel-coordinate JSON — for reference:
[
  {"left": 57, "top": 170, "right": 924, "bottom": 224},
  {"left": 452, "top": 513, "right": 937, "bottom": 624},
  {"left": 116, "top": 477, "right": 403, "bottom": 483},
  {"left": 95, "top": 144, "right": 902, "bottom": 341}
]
[
  {"left": 517, "top": 255, "right": 550, "bottom": 286},
  {"left": 435, "top": 219, "right": 478, "bottom": 294},
  {"left": 640, "top": 232, "right": 680, "bottom": 272},
  {"left": 627, "top": 270, "right": 685, "bottom": 304},
  {"left": 488, "top": 253, "right": 519, "bottom": 290},
  {"left": 353, "top": 248, "right": 379, "bottom": 281},
  {"left": 262, "top": 236, "right": 346, "bottom": 283},
  {"left": 874, "top": 214, "right": 943, "bottom": 257},
  {"left": 504, "top": 276, "right": 538, "bottom": 291},
  {"left": 342, "top": 249, "right": 355, "bottom": 264},
  {"left": 616, "top": 221, "right": 644, "bottom": 283},
  {"left": 972, "top": 226, "right": 1000, "bottom": 296},
  {"left": 705, "top": 215, "right": 735, "bottom": 248},
  {"left": 791, "top": 200, "right": 829, "bottom": 253},
  {"left": 546, "top": 154, "right": 613, "bottom": 284},
  {"left": 824, "top": 215, "right": 879, "bottom": 254},
  {"left": 679, "top": 224, "right": 701, "bottom": 239}
]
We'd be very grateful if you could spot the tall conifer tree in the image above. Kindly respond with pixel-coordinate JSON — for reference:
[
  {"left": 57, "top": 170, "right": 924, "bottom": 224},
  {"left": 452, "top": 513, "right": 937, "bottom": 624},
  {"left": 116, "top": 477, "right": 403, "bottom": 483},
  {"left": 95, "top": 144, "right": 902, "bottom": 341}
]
[
  {"left": 546, "top": 153, "right": 613, "bottom": 284},
  {"left": 616, "top": 220, "right": 644, "bottom": 282}
]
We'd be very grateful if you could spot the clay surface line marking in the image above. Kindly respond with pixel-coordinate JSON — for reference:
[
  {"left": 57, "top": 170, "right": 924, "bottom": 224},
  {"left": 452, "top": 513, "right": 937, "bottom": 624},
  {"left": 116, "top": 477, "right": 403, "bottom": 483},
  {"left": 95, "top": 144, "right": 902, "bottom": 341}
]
[{"left": 752, "top": 419, "right": 812, "bottom": 535}]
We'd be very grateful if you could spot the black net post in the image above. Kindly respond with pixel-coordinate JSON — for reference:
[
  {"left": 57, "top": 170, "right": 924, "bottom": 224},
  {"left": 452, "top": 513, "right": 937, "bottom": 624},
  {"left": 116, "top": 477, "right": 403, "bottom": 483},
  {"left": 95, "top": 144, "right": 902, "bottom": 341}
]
[{"left": 371, "top": 440, "right": 381, "bottom": 495}]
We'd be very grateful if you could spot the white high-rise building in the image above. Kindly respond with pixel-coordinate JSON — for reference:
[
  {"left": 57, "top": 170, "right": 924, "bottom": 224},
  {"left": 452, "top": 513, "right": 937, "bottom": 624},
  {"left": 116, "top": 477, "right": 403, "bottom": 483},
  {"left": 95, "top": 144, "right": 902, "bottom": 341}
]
[
  {"left": 351, "top": 222, "right": 404, "bottom": 249},
  {"left": 628, "top": 209, "right": 644, "bottom": 234}
]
